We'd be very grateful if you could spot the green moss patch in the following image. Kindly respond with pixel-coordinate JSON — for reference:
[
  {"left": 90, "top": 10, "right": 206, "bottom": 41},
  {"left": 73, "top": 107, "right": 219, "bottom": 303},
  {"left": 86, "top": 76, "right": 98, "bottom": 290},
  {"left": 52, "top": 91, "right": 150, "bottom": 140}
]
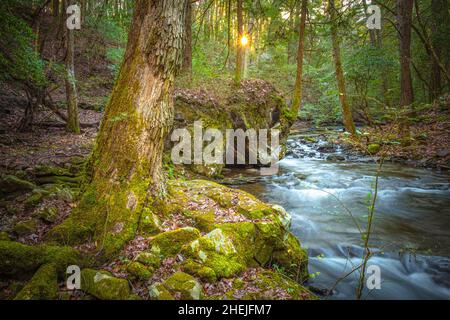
[
  {"left": 80, "top": 269, "right": 131, "bottom": 300},
  {"left": 14, "top": 263, "right": 58, "bottom": 300}
]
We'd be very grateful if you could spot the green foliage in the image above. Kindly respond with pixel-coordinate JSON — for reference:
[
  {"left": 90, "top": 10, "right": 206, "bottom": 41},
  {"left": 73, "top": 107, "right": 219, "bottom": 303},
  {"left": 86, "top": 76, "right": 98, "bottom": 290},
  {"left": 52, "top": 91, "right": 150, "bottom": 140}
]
[
  {"left": 85, "top": 16, "right": 128, "bottom": 46},
  {"left": 106, "top": 47, "right": 125, "bottom": 77},
  {"left": 0, "top": 4, "right": 46, "bottom": 87},
  {"left": 192, "top": 40, "right": 230, "bottom": 81}
]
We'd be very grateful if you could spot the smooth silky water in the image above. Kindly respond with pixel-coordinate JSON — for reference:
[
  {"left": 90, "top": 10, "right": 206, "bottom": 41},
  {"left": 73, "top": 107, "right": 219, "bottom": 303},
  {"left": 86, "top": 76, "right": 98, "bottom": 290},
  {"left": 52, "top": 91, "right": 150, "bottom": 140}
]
[{"left": 228, "top": 134, "right": 450, "bottom": 299}]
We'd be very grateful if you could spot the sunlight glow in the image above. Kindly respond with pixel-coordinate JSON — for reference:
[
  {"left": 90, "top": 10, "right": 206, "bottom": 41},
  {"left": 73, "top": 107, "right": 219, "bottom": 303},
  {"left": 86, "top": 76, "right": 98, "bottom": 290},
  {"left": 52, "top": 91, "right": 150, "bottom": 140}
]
[{"left": 240, "top": 35, "right": 249, "bottom": 46}]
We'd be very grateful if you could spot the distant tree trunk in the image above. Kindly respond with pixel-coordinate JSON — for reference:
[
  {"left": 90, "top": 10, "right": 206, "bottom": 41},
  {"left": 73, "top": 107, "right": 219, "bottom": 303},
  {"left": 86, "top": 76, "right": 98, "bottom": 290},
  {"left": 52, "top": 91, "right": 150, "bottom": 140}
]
[
  {"left": 235, "top": 0, "right": 244, "bottom": 85},
  {"left": 329, "top": 0, "right": 356, "bottom": 135},
  {"left": 396, "top": 0, "right": 413, "bottom": 139},
  {"left": 291, "top": 0, "right": 308, "bottom": 119},
  {"left": 429, "top": 0, "right": 449, "bottom": 99},
  {"left": 287, "top": 3, "right": 298, "bottom": 64},
  {"left": 49, "top": 0, "right": 187, "bottom": 256},
  {"left": 65, "top": 0, "right": 80, "bottom": 134},
  {"left": 396, "top": 0, "right": 414, "bottom": 107},
  {"left": 182, "top": 0, "right": 192, "bottom": 77},
  {"left": 223, "top": 0, "right": 232, "bottom": 68}
]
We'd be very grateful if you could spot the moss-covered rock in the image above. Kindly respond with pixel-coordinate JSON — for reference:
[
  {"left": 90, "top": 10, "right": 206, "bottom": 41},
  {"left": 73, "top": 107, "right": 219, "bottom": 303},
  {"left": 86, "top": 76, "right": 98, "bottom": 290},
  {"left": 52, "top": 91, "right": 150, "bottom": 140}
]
[
  {"left": 162, "top": 272, "right": 203, "bottom": 300},
  {"left": 13, "top": 219, "right": 38, "bottom": 236},
  {"left": 149, "top": 227, "right": 201, "bottom": 258},
  {"left": 166, "top": 179, "right": 279, "bottom": 224},
  {"left": 185, "top": 209, "right": 216, "bottom": 232},
  {"left": 0, "top": 241, "right": 83, "bottom": 276},
  {"left": 80, "top": 269, "right": 131, "bottom": 300},
  {"left": 135, "top": 252, "right": 161, "bottom": 269},
  {"left": 24, "top": 191, "right": 44, "bottom": 209},
  {"left": 271, "top": 205, "right": 292, "bottom": 235},
  {"left": 14, "top": 263, "right": 58, "bottom": 300},
  {"left": 33, "top": 165, "right": 82, "bottom": 188},
  {"left": 37, "top": 207, "right": 58, "bottom": 224},
  {"left": 272, "top": 234, "right": 309, "bottom": 282},
  {"left": 171, "top": 80, "right": 291, "bottom": 177},
  {"left": 182, "top": 228, "right": 246, "bottom": 279},
  {"left": 148, "top": 282, "right": 175, "bottom": 300},
  {"left": 126, "top": 261, "right": 153, "bottom": 281},
  {"left": 139, "top": 208, "right": 160, "bottom": 235},
  {"left": 155, "top": 180, "right": 308, "bottom": 283},
  {"left": 217, "top": 221, "right": 285, "bottom": 267},
  {"left": 0, "top": 175, "right": 36, "bottom": 196},
  {"left": 181, "top": 259, "right": 217, "bottom": 282},
  {"left": 205, "top": 184, "right": 274, "bottom": 220}
]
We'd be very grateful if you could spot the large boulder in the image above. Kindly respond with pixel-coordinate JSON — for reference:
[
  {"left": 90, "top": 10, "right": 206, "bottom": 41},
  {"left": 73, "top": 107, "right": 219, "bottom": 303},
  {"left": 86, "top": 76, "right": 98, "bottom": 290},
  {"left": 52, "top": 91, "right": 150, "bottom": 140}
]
[
  {"left": 170, "top": 80, "right": 292, "bottom": 177},
  {"left": 151, "top": 180, "right": 309, "bottom": 283}
]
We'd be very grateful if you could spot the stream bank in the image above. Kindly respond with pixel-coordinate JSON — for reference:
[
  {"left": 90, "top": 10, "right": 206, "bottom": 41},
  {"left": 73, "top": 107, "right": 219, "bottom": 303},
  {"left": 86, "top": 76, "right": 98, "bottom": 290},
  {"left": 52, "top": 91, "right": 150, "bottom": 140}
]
[{"left": 223, "top": 127, "right": 450, "bottom": 299}]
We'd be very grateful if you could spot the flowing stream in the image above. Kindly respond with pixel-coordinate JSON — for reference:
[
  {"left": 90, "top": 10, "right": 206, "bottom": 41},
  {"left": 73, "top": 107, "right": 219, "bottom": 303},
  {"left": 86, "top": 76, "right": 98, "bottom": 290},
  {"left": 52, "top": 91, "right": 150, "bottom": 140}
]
[{"left": 225, "top": 130, "right": 450, "bottom": 299}]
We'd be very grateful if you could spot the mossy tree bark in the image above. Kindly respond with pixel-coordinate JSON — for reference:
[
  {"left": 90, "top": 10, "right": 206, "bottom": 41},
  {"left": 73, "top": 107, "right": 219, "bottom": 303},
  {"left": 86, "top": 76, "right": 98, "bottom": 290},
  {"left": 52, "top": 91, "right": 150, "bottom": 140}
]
[
  {"left": 329, "top": 0, "right": 356, "bottom": 136},
  {"left": 49, "top": 0, "right": 186, "bottom": 257},
  {"left": 291, "top": 0, "right": 307, "bottom": 118},
  {"left": 65, "top": 0, "right": 81, "bottom": 135}
]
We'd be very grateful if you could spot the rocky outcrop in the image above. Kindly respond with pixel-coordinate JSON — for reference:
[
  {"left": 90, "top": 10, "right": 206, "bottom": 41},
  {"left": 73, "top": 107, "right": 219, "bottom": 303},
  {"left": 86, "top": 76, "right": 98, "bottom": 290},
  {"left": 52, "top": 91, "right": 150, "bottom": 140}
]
[
  {"left": 137, "top": 179, "right": 313, "bottom": 300},
  {"left": 170, "top": 80, "right": 294, "bottom": 177},
  {"left": 3, "top": 179, "right": 313, "bottom": 300}
]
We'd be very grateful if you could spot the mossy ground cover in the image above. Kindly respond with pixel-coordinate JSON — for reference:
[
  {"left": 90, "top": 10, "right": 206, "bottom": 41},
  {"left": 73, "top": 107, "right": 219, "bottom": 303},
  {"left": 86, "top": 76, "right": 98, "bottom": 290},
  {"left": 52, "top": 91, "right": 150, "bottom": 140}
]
[
  {"left": 0, "top": 80, "right": 313, "bottom": 300},
  {"left": 0, "top": 174, "right": 314, "bottom": 300}
]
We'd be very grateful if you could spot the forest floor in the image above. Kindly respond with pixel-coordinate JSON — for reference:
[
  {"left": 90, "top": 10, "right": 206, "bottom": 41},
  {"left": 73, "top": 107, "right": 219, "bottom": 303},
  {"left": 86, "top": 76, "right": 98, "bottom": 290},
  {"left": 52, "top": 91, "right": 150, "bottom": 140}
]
[
  {"left": 340, "top": 96, "right": 450, "bottom": 169},
  {"left": 0, "top": 88, "right": 448, "bottom": 245},
  {"left": 1, "top": 90, "right": 449, "bottom": 174},
  {"left": 1, "top": 85, "right": 449, "bottom": 300}
]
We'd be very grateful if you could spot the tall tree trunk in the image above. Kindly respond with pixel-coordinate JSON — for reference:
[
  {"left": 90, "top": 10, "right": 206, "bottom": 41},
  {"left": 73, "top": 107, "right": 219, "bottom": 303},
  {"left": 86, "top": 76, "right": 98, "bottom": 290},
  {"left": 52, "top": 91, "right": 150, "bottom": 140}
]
[
  {"left": 235, "top": 0, "right": 244, "bottom": 85},
  {"left": 287, "top": 3, "right": 298, "bottom": 64},
  {"left": 396, "top": 0, "right": 413, "bottom": 139},
  {"left": 396, "top": 0, "right": 414, "bottom": 107},
  {"left": 65, "top": 1, "right": 80, "bottom": 134},
  {"left": 182, "top": 0, "right": 192, "bottom": 77},
  {"left": 291, "top": 0, "right": 308, "bottom": 119},
  {"left": 49, "top": 0, "right": 187, "bottom": 257},
  {"left": 329, "top": 0, "right": 356, "bottom": 135}
]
